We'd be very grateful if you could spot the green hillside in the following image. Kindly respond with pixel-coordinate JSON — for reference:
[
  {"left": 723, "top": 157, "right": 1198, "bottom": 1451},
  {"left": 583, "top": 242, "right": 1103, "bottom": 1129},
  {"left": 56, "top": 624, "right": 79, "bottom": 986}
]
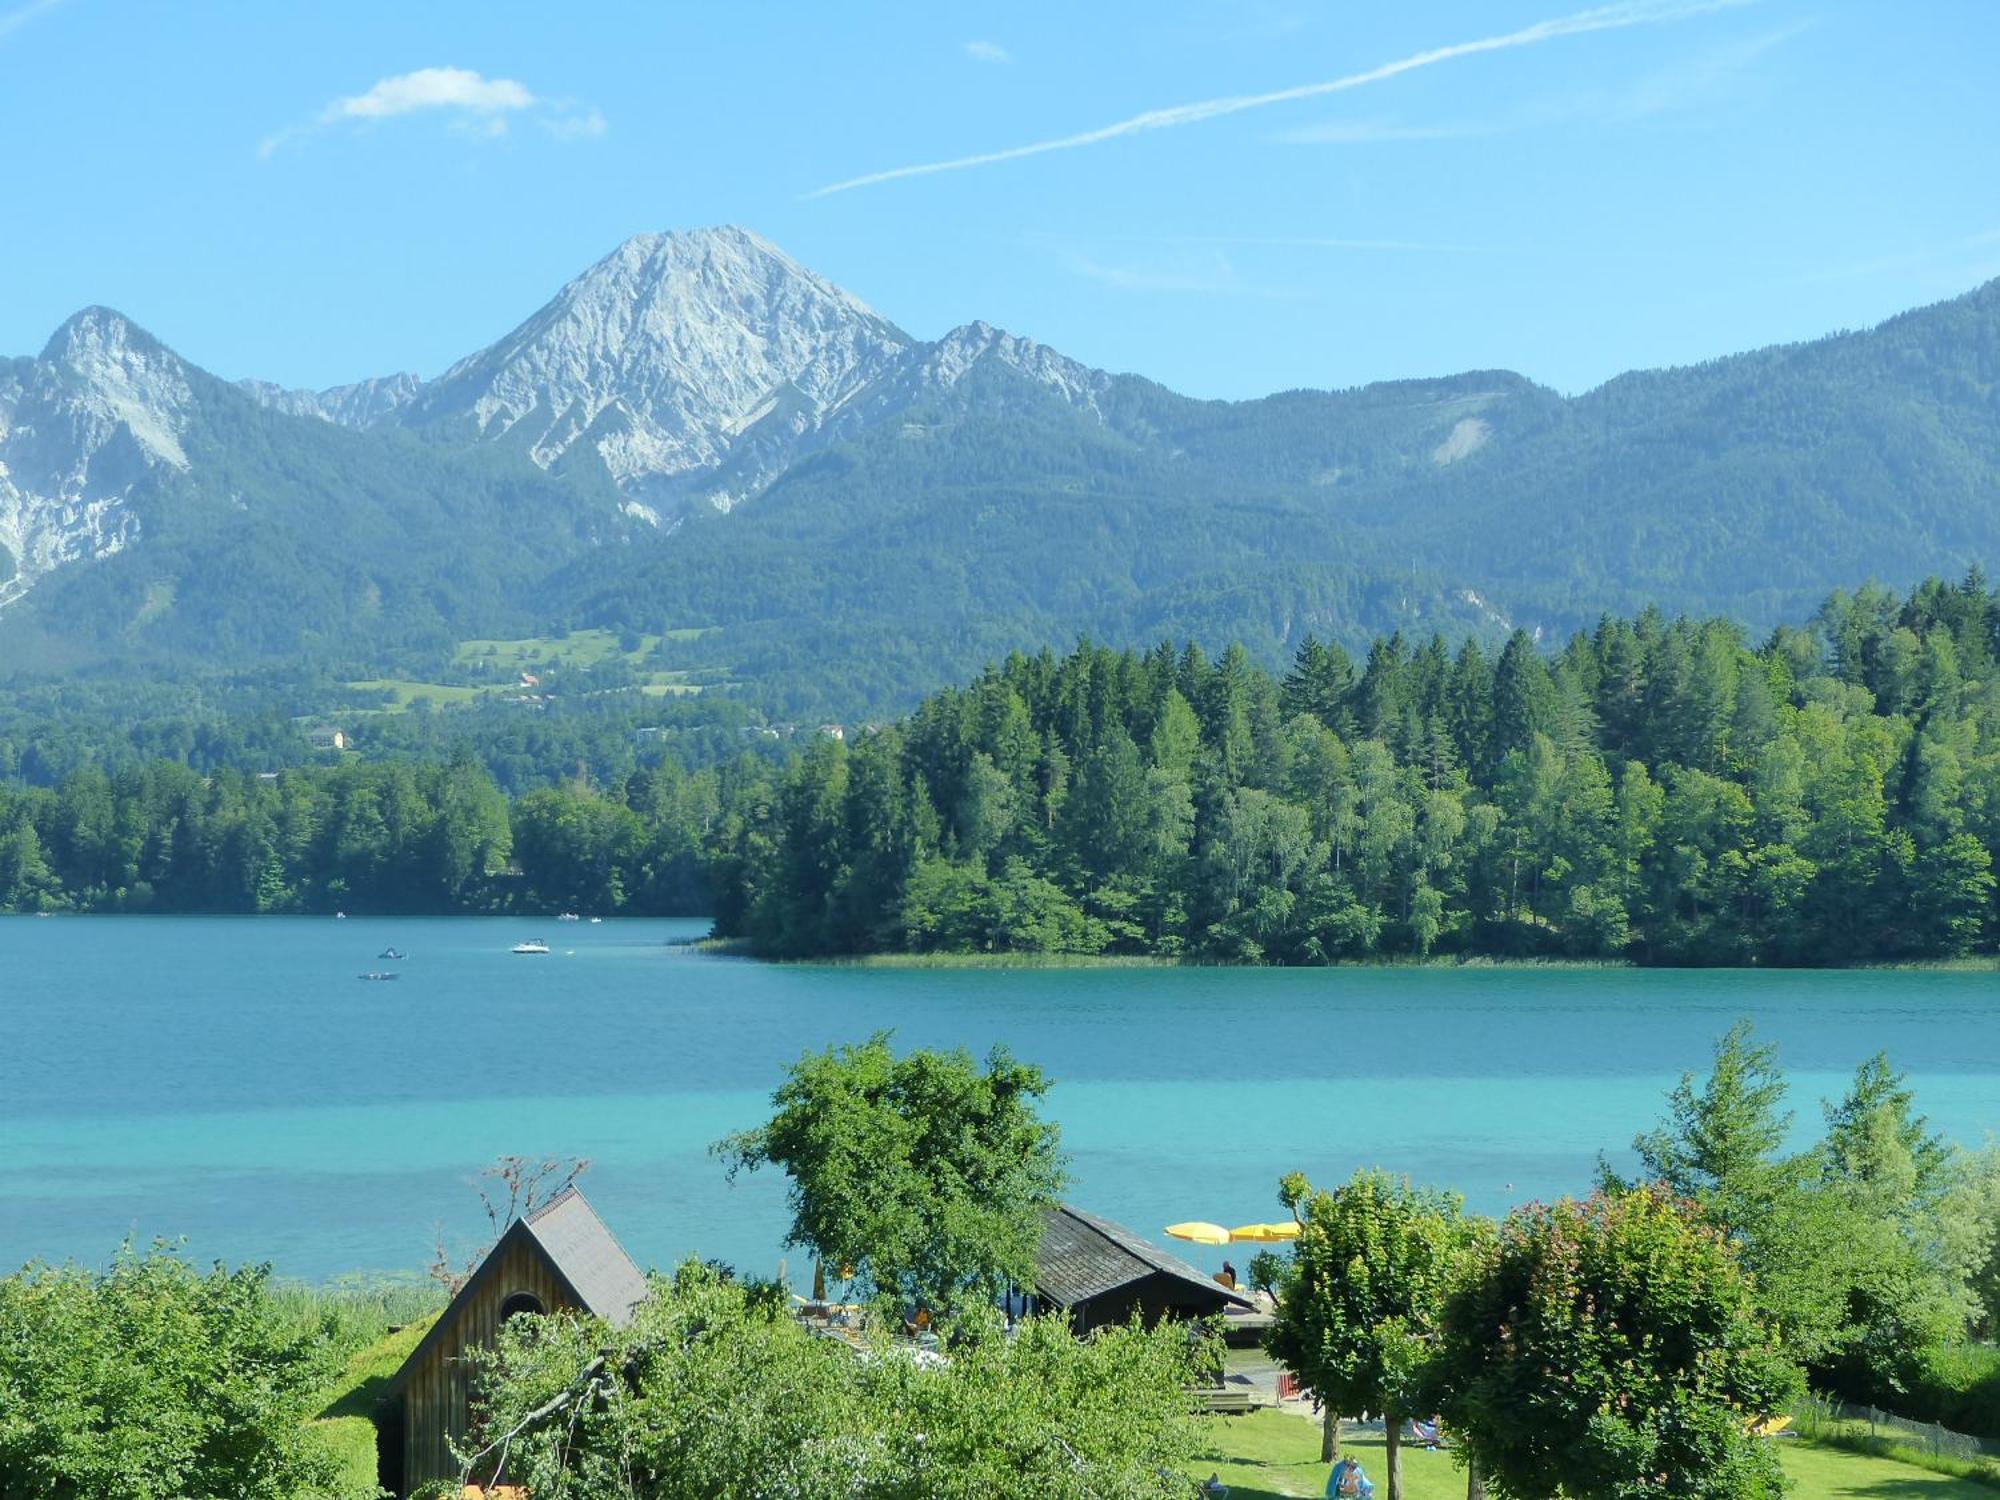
[
  {"left": 4, "top": 278, "right": 1997, "bottom": 720},
  {"left": 563, "top": 279, "right": 2000, "bottom": 713}
]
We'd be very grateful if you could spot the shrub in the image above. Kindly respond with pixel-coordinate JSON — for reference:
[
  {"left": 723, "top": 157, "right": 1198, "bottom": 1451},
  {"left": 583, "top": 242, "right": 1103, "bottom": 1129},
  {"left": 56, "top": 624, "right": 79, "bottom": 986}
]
[{"left": 0, "top": 1245, "right": 344, "bottom": 1499}]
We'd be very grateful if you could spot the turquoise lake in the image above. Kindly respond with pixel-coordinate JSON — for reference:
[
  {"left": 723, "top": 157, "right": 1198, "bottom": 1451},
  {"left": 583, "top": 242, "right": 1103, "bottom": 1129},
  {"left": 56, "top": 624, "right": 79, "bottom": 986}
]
[{"left": 3, "top": 916, "right": 1996, "bottom": 1283}]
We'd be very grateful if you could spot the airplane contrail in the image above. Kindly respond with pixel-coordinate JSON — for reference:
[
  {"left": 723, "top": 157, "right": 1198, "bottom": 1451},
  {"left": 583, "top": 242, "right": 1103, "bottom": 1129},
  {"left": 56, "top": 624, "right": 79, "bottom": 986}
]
[{"left": 806, "top": 0, "right": 1747, "bottom": 199}]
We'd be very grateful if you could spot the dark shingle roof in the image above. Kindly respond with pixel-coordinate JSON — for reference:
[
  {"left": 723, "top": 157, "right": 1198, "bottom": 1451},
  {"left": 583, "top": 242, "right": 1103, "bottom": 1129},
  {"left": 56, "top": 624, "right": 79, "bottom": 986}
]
[
  {"left": 381, "top": 1186, "right": 649, "bottom": 1403},
  {"left": 521, "top": 1187, "right": 651, "bottom": 1326},
  {"left": 1035, "top": 1203, "right": 1254, "bottom": 1309}
]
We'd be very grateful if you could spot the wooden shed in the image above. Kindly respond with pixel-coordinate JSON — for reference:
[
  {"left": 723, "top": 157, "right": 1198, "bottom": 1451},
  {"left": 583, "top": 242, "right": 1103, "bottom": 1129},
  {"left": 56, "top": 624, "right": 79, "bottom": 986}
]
[
  {"left": 378, "top": 1188, "right": 649, "bottom": 1497},
  {"left": 1033, "top": 1203, "right": 1255, "bottom": 1333}
]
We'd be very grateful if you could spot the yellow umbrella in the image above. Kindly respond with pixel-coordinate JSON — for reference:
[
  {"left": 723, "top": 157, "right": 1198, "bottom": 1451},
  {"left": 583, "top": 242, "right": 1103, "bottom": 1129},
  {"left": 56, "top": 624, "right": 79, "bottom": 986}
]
[
  {"left": 1229, "top": 1222, "right": 1301, "bottom": 1243},
  {"left": 1164, "top": 1221, "right": 1232, "bottom": 1245}
]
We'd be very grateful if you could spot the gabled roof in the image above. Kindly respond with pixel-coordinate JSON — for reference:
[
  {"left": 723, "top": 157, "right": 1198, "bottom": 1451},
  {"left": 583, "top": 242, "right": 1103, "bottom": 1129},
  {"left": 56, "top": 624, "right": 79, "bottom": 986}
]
[
  {"left": 383, "top": 1187, "right": 649, "bottom": 1401},
  {"left": 519, "top": 1188, "right": 652, "bottom": 1324},
  {"left": 1035, "top": 1203, "right": 1255, "bottom": 1310}
]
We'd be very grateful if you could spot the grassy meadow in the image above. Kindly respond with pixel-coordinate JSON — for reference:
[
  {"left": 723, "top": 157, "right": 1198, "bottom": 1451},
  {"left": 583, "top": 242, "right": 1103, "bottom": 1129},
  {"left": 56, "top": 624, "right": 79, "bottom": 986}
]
[
  {"left": 341, "top": 628, "right": 725, "bottom": 712},
  {"left": 1195, "top": 1408, "right": 2000, "bottom": 1500}
]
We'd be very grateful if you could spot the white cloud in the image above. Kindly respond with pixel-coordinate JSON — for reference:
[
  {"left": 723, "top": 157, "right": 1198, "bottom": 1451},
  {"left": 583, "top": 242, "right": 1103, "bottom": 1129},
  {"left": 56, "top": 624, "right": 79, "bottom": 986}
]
[
  {"left": 807, "top": 0, "right": 1750, "bottom": 197},
  {"left": 544, "top": 105, "right": 609, "bottom": 141},
  {"left": 965, "top": 39, "right": 1012, "bottom": 64},
  {"left": 322, "top": 66, "right": 535, "bottom": 123},
  {"left": 1612, "top": 21, "right": 1807, "bottom": 117},
  {"left": 0, "top": 0, "right": 63, "bottom": 43},
  {"left": 261, "top": 66, "right": 606, "bottom": 158}
]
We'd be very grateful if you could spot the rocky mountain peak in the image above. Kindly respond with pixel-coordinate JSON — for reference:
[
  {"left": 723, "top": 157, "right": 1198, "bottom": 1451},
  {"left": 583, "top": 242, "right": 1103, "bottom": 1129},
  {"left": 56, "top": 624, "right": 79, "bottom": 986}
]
[
  {"left": 2, "top": 307, "right": 190, "bottom": 607},
  {"left": 405, "top": 225, "right": 912, "bottom": 507},
  {"left": 240, "top": 370, "right": 422, "bottom": 429},
  {"left": 39, "top": 305, "right": 161, "bottom": 366},
  {"left": 29, "top": 305, "right": 193, "bottom": 472},
  {"left": 891, "top": 320, "right": 1114, "bottom": 418}
]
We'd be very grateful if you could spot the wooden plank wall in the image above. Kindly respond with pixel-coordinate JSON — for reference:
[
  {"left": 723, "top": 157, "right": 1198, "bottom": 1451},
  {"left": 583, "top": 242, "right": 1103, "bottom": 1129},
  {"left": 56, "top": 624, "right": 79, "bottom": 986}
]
[{"left": 403, "top": 1238, "right": 576, "bottom": 1494}]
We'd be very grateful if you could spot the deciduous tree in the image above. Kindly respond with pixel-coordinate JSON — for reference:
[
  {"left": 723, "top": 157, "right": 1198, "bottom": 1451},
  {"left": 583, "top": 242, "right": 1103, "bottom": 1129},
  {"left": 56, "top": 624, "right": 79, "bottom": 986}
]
[
  {"left": 715, "top": 1035, "right": 1066, "bottom": 1318},
  {"left": 1435, "top": 1186, "right": 1799, "bottom": 1500}
]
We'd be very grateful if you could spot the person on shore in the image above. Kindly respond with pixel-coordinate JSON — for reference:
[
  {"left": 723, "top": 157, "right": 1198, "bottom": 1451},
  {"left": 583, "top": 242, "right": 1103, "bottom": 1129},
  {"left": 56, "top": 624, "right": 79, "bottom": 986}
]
[
  {"left": 1326, "top": 1456, "right": 1373, "bottom": 1499},
  {"left": 1220, "top": 1259, "right": 1238, "bottom": 1289}
]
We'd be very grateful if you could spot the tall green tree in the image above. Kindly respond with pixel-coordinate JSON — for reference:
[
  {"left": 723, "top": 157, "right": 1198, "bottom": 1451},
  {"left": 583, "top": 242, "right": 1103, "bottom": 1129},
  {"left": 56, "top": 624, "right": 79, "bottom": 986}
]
[
  {"left": 715, "top": 1035, "right": 1066, "bottom": 1318},
  {"left": 1629, "top": 1021, "right": 1847, "bottom": 1364},
  {"left": 1264, "top": 1170, "right": 1487, "bottom": 1500}
]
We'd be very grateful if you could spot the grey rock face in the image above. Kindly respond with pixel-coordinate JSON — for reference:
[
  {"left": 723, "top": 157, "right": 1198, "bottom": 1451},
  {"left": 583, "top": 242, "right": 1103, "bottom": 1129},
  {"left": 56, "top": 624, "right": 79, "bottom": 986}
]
[
  {"left": 402, "top": 226, "right": 914, "bottom": 519},
  {"left": 239, "top": 371, "right": 421, "bottom": 428},
  {"left": 0, "top": 228, "right": 1126, "bottom": 608},
  {"left": 238, "top": 230, "right": 1122, "bottom": 522},
  {"left": 0, "top": 308, "right": 186, "bottom": 606}
]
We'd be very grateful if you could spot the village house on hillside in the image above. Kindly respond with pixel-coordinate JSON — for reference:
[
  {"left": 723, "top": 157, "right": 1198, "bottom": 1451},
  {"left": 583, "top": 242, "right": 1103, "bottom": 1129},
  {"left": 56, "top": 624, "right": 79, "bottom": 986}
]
[{"left": 378, "top": 1189, "right": 649, "bottom": 1497}]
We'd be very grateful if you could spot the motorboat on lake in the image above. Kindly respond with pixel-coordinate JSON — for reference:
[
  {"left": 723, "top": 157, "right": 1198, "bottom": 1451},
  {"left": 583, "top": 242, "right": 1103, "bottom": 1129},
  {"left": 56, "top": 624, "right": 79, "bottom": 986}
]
[
  {"left": 378, "top": 948, "right": 406, "bottom": 961},
  {"left": 558, "top": 912, "right": 581, "bottom": 923},
  {"left": 358, "top": 971, "right": 399, "bottom": 982},
  {"left": 512, "top": 939, "right": 551, "bottom": 955}
]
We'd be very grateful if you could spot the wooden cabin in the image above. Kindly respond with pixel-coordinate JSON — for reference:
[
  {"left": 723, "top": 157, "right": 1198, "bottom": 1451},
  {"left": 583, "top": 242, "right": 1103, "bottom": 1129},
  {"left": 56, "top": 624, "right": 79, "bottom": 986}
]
[
  {"left": 1033, "top": 1203, "right": 1255, "bottom": 1333},
  {"left": 378, "top": 1188, "right": 649, "bottom": 1497}
]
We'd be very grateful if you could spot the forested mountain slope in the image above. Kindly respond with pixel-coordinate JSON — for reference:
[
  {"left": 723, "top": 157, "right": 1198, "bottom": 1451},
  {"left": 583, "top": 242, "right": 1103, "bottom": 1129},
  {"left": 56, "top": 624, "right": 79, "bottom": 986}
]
[
  {"left": 2, "top": 228, "right": 1996, "bottom": 712},
  {"left": 0, "top": 310, "right": 631, "bottom": 669},
  {"left": 559, "top": 275, "right": 2000, "bottom": 710},
  {"left": 1383, "top": 278, "right": 2000, "bottom": 625}
]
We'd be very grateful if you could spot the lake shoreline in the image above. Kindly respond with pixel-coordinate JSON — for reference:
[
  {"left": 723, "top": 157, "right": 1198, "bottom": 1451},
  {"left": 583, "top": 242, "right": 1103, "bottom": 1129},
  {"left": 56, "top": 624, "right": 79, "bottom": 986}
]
[
  {"left": 692, "top": 937, "right": 2000, "bottom": 973},
  {"left": 16, "top": 916, "right": 1997, "bottom": 973},
  {"left": 10, "top": 915, "right": 1998, "bottom": 1280}
]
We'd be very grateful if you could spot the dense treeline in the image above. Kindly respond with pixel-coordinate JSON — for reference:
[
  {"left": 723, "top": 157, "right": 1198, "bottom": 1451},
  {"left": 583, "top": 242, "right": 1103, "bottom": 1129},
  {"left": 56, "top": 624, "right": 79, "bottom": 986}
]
[
  {"left": 11, "top": 573, "right": 2000, "bottom": 959},
  {"left": 717, "top": 573, "right": 2000, "bottom": 963},
  {"left": 0, "top": 675, "right": 768, "bottom": 792},
  {"left": 0, "top": 755, "right": 731, "bottom": 916}
]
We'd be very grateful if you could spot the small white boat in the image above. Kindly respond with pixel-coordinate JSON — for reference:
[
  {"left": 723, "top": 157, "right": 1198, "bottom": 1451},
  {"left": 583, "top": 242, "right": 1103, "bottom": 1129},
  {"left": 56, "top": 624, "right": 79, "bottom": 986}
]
[
  {"left": 511, "top": 939, "right": 551, "bottom": 955},
  {"left": 557, "top": 912, "right": 582, "bottom": 923},
  {"left": 588, "top": 916, "right": 603, "bottom": 924}
]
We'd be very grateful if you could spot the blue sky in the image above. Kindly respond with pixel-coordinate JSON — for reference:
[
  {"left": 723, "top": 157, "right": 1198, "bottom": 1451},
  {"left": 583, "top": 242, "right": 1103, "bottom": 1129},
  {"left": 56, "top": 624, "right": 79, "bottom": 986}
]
[{"left": 3, "top": 0, "right": 1996, "bottom": 399}]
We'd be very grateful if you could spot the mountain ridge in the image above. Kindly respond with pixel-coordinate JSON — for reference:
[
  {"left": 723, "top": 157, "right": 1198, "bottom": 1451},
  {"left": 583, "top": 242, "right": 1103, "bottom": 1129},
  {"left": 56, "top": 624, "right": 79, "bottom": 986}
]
[{"left": 3, "top": 229, "right": 1997, "bottom": 711}]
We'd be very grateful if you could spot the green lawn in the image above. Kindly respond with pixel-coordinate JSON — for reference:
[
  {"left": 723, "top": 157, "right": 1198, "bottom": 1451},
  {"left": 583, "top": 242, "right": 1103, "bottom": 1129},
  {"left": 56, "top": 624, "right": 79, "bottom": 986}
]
[
  {"left": 345, "top": 677, "right": 490, "bottom": 710},
  {"left": 452, "top": 627, "right": 702, "bottom": 672},
  {"left": 304, "top": 1332, "right": 1993, "bottom": 1500},
  {"left": 446, "top": 629, "right": 725, "bottom": 695},
  {"left": 637, "top": 673, "right": 705, "bottom": 696},
  {"left": 1193, "top": 1409, "right": 1998, "bottom": 1500}
]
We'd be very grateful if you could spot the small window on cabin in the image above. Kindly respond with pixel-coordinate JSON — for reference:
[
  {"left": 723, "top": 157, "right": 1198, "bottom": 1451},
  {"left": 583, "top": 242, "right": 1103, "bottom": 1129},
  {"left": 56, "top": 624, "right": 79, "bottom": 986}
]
[{"left": 499, "top": 1291, "right": 545, "bottom": 1323}]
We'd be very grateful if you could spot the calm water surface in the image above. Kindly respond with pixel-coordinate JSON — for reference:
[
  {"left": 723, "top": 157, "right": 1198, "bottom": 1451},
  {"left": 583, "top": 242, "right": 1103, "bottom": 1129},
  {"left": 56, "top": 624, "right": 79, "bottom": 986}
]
[{"left": 3, "top": 916, "right": 1996, "bottom": 1281}]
